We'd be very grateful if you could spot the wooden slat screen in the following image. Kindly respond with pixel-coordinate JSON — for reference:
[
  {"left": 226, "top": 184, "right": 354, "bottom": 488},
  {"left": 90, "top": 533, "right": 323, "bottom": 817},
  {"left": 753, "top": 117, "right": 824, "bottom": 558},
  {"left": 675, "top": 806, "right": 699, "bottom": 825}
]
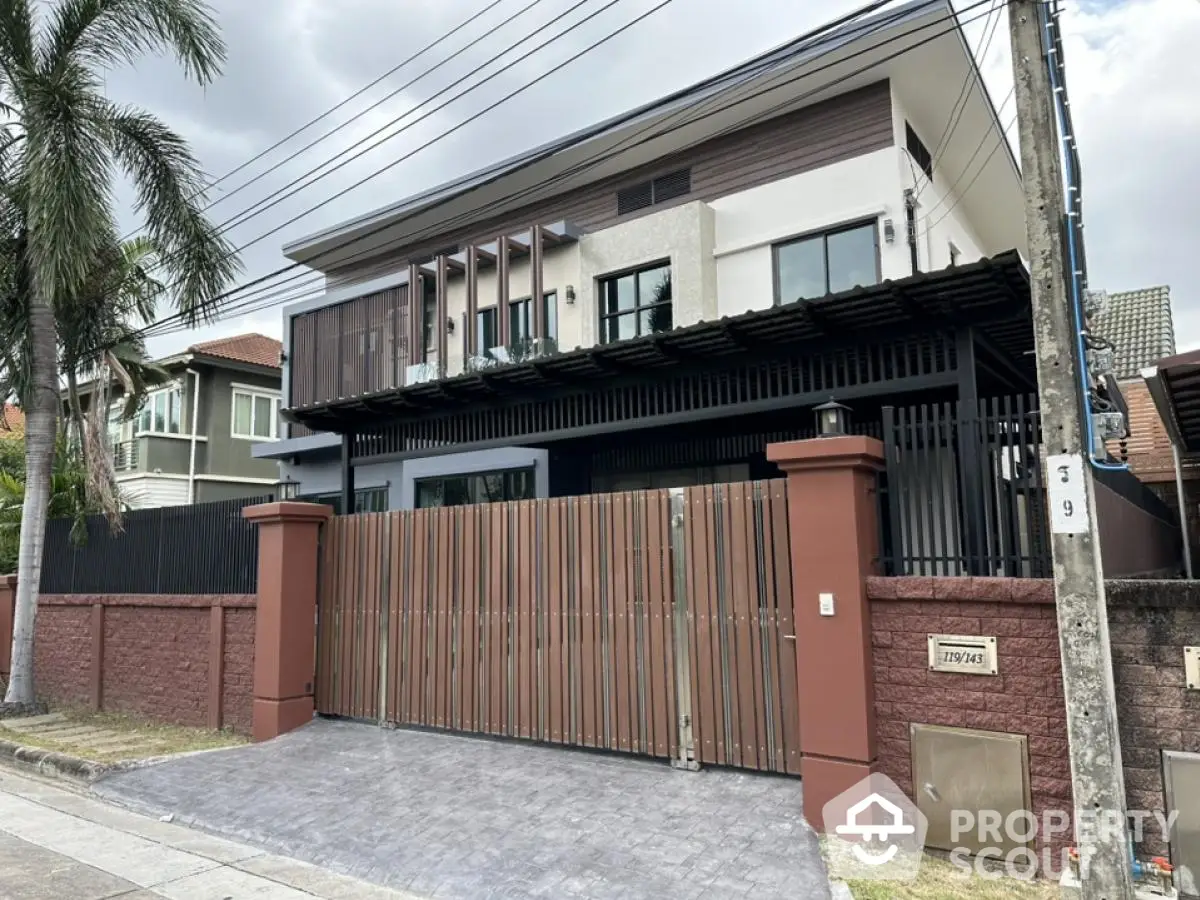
[
  {"left": 315, "top": 480, "right": 799, "bottom": 775},
  {"left": 289, "top": 285, "right": 409, "bottom": 409}
]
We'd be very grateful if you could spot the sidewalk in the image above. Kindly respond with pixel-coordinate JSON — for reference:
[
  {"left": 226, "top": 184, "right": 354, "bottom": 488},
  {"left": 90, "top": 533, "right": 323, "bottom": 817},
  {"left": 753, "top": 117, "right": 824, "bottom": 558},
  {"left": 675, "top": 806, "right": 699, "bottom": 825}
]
[{"left": 0, "top": 767, "right": 419, "bottom": 899}]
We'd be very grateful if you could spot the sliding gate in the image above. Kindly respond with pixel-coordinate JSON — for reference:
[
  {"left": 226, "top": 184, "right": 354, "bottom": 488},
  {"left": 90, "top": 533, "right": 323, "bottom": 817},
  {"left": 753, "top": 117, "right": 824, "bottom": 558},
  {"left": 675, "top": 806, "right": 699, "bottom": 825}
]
[{"left": 315, "top": 480, "right": 800, "bottom": 775}]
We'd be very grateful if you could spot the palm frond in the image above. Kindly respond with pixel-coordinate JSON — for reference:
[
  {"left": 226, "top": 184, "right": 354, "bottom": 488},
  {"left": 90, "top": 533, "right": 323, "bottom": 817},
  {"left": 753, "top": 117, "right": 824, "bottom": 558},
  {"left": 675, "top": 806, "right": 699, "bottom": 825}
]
[
  {"left": 0, "top": 1, "right": 36, "bottom": 95},
  {"left": 40, "top": 0, "right": 225, "bottom": 84},
  {"left": 105, "top": 105, "right": 239, "bottom": 321}
]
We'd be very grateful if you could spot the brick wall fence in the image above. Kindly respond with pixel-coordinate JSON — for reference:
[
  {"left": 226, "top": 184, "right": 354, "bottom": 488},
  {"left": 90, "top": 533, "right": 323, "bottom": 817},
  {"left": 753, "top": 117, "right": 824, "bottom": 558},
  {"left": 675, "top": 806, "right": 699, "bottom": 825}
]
[
  {"left": 0, "top": 502, "right": 329, "bottom": 743},
  {"left": 868, "top": 575, "right": 1200, "bottom": 859},
  {"left": 31, "top": 594, "right": 256, "bottom": 733}
]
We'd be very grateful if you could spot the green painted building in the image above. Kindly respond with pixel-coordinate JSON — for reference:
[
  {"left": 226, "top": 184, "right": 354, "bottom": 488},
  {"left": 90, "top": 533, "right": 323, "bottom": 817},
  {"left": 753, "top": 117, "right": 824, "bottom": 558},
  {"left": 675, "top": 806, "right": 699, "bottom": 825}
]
[{"left": 78, "top": 334, "right": 283, "bottom": 508}]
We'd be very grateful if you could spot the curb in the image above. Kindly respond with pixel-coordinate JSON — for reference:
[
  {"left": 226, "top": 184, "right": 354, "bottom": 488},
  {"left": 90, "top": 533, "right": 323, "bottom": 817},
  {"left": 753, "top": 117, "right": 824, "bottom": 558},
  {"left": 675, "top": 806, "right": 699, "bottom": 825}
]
[{"left": 0, "top": 738, "right": 112, "bottom": 783}]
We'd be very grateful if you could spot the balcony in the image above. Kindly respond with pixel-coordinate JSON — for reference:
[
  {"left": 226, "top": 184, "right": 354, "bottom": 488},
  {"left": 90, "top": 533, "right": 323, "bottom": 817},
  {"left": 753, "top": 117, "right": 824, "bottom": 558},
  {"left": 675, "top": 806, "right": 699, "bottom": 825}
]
[
  {"left": 286, "top": 222, "right": 581, "bottom": 414},
  {"left": 112, "top": 439, "right": 139, "bottom": 472}
]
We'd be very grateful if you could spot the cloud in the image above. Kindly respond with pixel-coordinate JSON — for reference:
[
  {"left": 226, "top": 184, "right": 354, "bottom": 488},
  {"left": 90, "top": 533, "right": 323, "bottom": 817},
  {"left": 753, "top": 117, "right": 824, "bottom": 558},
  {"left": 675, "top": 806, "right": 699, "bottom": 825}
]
[{"left": 119, "top": 0, "right": 1195, "bottom": 360}]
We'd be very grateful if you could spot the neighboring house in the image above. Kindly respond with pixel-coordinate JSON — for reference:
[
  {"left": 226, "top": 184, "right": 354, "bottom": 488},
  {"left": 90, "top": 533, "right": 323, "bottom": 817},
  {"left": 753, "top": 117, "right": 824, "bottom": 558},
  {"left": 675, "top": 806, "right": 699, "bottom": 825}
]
[
  {"left": 73, "top": 333, "right": 283, "bottom": 508},
  {"left": 1093, "top": 285, "right": 1199, "bottom": 572},
  {"left": 1, "top": 404, "right": 23, "bottom": 438},
  {"left": 1096, "top": 286, "right": 1179, "bottom": 478},
  {"left": 255, "top": 0, "right": 1030, "bottom": 514}
]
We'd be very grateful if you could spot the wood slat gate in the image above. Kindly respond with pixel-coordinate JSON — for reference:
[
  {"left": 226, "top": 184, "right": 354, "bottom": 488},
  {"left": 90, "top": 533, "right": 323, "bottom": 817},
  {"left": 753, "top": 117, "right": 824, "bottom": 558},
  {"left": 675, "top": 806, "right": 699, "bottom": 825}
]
[{"left": 315, "top": 480, "right": 800, "bottom": 775}]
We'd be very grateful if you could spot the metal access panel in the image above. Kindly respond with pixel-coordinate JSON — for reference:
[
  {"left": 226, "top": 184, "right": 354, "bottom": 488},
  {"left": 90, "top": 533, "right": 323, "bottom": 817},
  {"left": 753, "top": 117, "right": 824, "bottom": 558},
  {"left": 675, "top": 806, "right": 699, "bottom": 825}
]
[
  {"left": 1164, "top": 751, "right": 1200, "bottom": 897},
  {"left": 912, "top": 724, "right": 1032, "bottom": 854}
]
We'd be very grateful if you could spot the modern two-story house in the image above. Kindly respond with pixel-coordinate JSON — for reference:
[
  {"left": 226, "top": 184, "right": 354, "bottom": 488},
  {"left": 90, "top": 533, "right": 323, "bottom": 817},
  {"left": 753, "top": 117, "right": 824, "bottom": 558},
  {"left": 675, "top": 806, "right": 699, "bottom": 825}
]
[
  {"left": 75, "top": 333, "right": 284, "bottom": 508},
  {"left": 256, "top": 0, "right": 1032, "bottom": 513}
]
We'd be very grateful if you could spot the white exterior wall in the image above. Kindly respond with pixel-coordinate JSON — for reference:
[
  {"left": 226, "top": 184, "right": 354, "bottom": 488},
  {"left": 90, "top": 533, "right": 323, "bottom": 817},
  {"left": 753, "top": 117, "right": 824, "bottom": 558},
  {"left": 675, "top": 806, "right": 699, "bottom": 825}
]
[
  {"left": 890, "top": 93, "right": 987, "bottom": 273},
  {"left": 114, "top": 474, "right": 190, "bottom": 509},
  {"left": 577, "top": 201, "right": 717, "bottom": 338},
  {"left": 711, "top": 147, "right": 906, "bottom": 317},
  {"left": 437, "top": 243, "right": 583, "bottom": 379}
]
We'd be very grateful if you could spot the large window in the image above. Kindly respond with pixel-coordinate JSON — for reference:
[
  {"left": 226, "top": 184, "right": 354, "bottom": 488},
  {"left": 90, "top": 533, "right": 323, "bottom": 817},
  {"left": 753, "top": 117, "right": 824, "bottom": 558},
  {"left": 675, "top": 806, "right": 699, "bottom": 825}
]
[
  {"left": 599, "top": 263, "right": 672, "bottom": 344},
  {"left": 774, "top": 222, "right": 879, "bottom": 304},
  {"left": 509, "top": 291, "right": 558, "bottom": 344},
  {"left": 135, "top": 385, "right": 183, "bottom": 435},
  {"left": 304, "top": 488, "right": 388, "bottom": 515},
  {"left": 232, "top": 388, "right": 281, "bottom": 440},
  {"left": 415, "top": 468, "right": 536, "bottom": 509}
]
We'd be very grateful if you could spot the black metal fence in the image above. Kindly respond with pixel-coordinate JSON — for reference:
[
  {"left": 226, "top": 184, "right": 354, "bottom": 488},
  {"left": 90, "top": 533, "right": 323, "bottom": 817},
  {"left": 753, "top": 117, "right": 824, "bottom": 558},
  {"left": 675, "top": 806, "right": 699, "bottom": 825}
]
[
  {"left": 879, "top": 396, "right": 1053, "bottom": 577},
  {"left": 40, "top": 496, "right": 269, "bottom": 595}
]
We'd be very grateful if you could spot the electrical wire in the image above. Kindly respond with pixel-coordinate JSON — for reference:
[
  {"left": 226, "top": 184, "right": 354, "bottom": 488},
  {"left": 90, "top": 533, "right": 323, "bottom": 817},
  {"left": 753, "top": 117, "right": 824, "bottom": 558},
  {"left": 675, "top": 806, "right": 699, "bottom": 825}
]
[
  {"left": 911, "top": 0, "right": 1004, "bottom": 201},
  {"left": 207, "top": 0, "right": 589, "bottom": 241},
  {"left": 916, "top": 88, "right": 1014, "bottom": 235},
  {"left": 119, "top": 0, "right": 518, "bottom": 242},
  {"left": 138, "top": 0, "right": 923, "bottom": 342},
  {"left": 139, "top": 0, "right": 916, "bottom": 339},
  {"left": 135, "top": 0, "right": 1000, "bottom": 345}
]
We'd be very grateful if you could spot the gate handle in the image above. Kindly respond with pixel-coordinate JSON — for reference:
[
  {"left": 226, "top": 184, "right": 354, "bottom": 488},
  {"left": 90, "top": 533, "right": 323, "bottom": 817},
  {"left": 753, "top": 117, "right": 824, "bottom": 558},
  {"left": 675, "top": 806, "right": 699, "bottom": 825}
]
[{"left": 783, "top": 634, "right": 797, "bottom": 641}]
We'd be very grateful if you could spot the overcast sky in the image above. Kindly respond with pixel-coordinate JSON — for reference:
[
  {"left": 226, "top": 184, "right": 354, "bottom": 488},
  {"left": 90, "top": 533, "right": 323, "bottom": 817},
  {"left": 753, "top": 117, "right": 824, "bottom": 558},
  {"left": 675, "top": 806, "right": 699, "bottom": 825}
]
[{"left": 97, "top": 0, "right": 1198, "bottom": 359}]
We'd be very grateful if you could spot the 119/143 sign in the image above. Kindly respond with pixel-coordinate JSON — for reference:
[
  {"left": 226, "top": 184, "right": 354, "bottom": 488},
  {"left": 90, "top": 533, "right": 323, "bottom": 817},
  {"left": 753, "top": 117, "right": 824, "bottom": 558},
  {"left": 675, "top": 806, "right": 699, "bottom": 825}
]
[{"left": 1046, "top": 453, "right": 1091, "bottom": 535}]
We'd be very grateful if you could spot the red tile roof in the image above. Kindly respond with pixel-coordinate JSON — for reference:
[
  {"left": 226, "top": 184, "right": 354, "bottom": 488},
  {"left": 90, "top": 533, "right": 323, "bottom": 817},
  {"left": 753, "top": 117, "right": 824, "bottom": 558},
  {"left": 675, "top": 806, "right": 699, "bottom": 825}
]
[{"left": 188, "top": 333, "right": 282, "bottom": 370}]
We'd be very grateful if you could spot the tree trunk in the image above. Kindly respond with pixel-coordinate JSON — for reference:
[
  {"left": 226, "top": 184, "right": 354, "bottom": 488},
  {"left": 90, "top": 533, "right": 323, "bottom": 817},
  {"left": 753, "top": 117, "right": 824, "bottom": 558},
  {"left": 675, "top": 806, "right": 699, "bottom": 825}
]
[
  {"left": 66, "top": 369, "right": 84, "bottom": 451},
  {"left": 4, "top": 290, "right": 57, "bottom": 705}
]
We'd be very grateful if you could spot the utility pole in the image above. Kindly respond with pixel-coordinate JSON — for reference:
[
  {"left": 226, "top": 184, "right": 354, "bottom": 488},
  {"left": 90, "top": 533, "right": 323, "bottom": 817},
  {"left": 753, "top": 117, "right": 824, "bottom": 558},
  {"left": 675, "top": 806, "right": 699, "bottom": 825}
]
[{"left": 1007, "top": 2, "right": 1134, "bottom": 897}]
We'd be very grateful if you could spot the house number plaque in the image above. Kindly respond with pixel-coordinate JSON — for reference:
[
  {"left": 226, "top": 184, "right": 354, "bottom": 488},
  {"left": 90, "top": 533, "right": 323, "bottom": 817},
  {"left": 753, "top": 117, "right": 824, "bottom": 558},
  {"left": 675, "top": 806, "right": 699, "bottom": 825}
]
[{"left": 928, "top": 634, "right": 998, "bottom": 676}]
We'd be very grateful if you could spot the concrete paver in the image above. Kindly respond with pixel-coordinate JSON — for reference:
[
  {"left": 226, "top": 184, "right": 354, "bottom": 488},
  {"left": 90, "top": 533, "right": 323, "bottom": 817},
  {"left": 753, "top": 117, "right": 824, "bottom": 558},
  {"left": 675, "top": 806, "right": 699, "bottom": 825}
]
[
  {"left": 0, "top": 767, "right": 417, "bottom": 898},
  {"left": 95, "top": 718, "right": 830, "bottom": 899}
]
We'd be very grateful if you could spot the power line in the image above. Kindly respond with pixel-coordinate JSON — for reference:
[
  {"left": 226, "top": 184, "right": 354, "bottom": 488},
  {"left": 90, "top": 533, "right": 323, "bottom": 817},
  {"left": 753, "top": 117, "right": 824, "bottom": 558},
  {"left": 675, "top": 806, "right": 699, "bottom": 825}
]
[
  {"left": 912, "top": 0, "right": 1004, "bottom": 201},
  {"left": 207, "top": 0, "right": 578, "bottom": 240},
  {"left": 139, "top": 0, "right": 649, "bottom": 328},
  {"left": 119, "top": 0, "right": 517, "bottom": 243},
  {"left": 918, "top": 101, "right": 1016, "bottom": 236},
  {"left": 139, "top": 0, "right": 1000, "bottom": 345},
  {"left": 141, "top": 0, "right": 921, "bottom": 341}
]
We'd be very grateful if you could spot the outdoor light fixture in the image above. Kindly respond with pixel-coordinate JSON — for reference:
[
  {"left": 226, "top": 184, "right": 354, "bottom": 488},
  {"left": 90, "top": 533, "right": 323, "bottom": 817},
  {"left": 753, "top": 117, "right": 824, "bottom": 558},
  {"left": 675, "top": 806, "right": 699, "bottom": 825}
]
[
  {"left": 883, "top": 218, "right": 896, "bottom": 244},
  {"left": 276, "top": 477, "right": 301, "bottom": 501},
  {"left": 565, "top": 285, "right": 576, "bottom": 305},
  {"left": 814, "top": 399, "right": 851, "bottom": 437}
]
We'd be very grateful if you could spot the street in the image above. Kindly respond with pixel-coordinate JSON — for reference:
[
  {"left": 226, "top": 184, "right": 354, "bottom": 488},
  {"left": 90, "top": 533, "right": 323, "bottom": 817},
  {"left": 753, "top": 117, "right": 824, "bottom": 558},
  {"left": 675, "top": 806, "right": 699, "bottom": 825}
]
[{"left": 0, "top": 766, "right": 412, "bottom": 899}]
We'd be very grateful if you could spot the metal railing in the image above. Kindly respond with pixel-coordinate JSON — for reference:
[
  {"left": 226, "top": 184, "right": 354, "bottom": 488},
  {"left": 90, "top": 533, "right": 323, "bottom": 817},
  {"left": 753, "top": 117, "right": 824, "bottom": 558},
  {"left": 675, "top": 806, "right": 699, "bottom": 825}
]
[
  {"left": 879, "top": 396, "right": 1052, "bottom": 578},
  {"left": 112, "top": 439, "right": 138, "bottom": 472},
  {"left": 40, "top": 496, "right": 270, "bottom": 594}
]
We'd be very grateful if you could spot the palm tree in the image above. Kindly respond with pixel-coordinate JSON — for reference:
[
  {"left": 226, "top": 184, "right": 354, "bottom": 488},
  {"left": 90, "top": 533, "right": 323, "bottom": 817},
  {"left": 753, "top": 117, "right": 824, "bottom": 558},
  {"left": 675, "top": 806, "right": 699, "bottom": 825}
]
[{"left": 0, "top": 0, "right": 238, "bottom": 706}]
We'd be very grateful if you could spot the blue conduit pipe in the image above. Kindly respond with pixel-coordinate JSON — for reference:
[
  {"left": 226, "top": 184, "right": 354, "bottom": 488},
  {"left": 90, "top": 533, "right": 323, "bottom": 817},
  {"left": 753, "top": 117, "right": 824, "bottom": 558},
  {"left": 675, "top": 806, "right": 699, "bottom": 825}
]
[{"left": 1039, "top": 0, "right": 1127, "bottom": 471}]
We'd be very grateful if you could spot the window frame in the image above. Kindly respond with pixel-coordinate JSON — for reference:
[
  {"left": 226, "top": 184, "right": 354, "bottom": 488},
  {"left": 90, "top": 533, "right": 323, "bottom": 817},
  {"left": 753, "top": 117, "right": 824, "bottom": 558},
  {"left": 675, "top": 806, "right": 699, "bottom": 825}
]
[
  {"left": 231, "top": 387, "right": 282, "bottom": 441},
  {"left": 596, "top": 260, "right": 673, "bottom": 346},
  {"left": 413, "top": 466, "right": 537, "bottom": 510},
  {"left": 508, "top": 290, "right": 558, "bottom": 344},
  {"left": 304, "top": 487, "right": 389, "bottom": 515},
  {"left": 476, "top": 306, "right": 498, "bottom": 354},
  {"left": 134, "top": 383, "right": 184, "bottom": 436},
  {"left": 771, "top": 219, "right": 881, "bottom": 306}
]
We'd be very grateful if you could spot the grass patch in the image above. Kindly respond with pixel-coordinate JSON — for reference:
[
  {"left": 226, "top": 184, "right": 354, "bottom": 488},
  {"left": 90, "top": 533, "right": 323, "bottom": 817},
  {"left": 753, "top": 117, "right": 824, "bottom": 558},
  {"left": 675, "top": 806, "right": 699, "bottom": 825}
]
[
  {"left": 0, "top": 707, "right": 247, "bottom": 763},
  {"left": 845, "top": 853, "right": 1061, "bottom": 899}
]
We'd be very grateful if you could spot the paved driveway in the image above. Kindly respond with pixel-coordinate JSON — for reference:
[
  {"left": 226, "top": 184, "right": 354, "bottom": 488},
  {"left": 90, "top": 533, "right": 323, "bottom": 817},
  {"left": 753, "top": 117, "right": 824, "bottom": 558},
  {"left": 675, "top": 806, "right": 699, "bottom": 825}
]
[{"left": 94, "top": 719, "right": 829, "bottom": 899}]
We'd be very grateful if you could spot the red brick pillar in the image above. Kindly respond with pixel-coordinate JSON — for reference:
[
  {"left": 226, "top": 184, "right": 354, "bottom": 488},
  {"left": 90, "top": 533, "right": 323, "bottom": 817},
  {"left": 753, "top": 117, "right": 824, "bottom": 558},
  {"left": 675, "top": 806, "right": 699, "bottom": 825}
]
[
  {"left": 0, "top": 574, "right": 14, "bottom": 684},
  {"left": 766, "top": 436, "right": 885, "bottom": 829},
  {"left": 243, "top": 502, "right": 332, "bottom": 742}
]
